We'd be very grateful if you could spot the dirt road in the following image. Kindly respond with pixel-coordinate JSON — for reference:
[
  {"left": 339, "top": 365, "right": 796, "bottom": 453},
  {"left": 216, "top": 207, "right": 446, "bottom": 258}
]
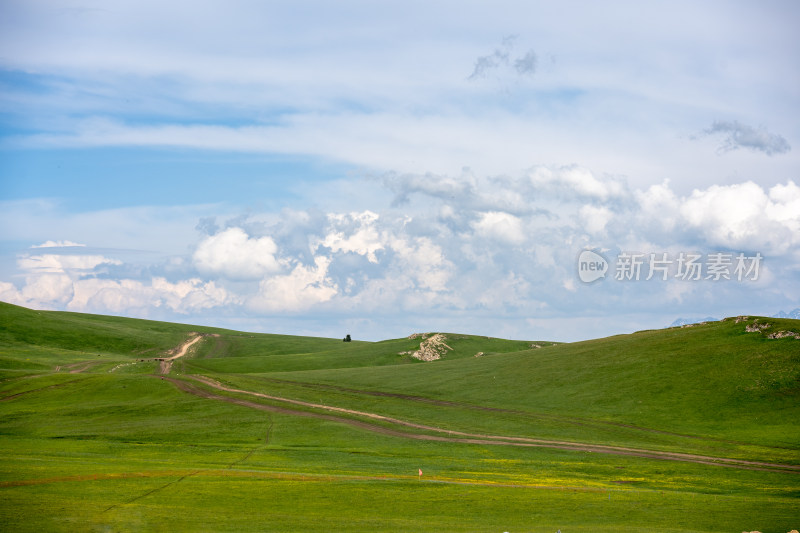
[
  {"left": 161, "top": 375, "right": 800, "bottom": 474},
  {"left": 158, "top": 334, "right": 206, "bottom": 374}
]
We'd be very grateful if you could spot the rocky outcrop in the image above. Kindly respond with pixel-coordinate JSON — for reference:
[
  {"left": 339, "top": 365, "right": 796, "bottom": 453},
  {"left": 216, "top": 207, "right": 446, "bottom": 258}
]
[
  {"left": 737, "top": 318, "right": 799, "bottom": 339},
  {"left": 767, "top": 330, "right": 800, "bottom": 340},
  {"left": 745, "top": 321, "right": 770, "bottom": 332},
  {"left": 405, "top": 333, "right": 453, "bottom": 362}
]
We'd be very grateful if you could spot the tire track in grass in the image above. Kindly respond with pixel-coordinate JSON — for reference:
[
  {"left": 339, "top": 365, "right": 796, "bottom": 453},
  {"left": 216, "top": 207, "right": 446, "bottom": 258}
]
[
  {"left": 254, "top": 376, "right": 795, "bottom": 450},
  {"left": 166, "top": 375, "right": 800, "bottom": 475},
  {"left": 101, "top": 413, "right": 274, "bottom": 513},
  {"left": 103, "top": 469, "right": 203, "bottom": 513},
  {"left": 0, "top": 376, "right": 92, "bottom": 401},
  {"left": 97, "top": 335, "right": 265, "bottom": 513},
  {"left": 61, "top": 360, "right": 104, "bottom": 374}
]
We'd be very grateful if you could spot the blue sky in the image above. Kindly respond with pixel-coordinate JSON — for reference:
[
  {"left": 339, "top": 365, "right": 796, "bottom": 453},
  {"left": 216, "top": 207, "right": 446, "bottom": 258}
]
[{"left": 1, "top": 0, "right": 798, "bottom": 341}]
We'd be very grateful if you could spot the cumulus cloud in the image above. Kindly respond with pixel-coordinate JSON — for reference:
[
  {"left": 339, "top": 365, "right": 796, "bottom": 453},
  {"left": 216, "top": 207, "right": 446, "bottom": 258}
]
[
  {"left": 250, "top": 256, "right": 338, "bottom": 312},
  {"left": 70, "top": 277, "right": 230, "bottom": 314},
  {"left": 703, "top": 120, "right": 791, "bottom": 156},
  {"left": 313, "top": 211, "right": 385, "bottom": 263},
  {"left": 193, "top": 227, "right": 282, "bottom": 280},
  {"left": 388, "top": 236, "right": 452, "bottom": 292},
  {"left": 312, "top": 210, "right": 453, "bottom": 294},
  {"left": 477, "top": 272, "right": 532, "bottom": 309},
  {"left": 381, "top": 171, "right": 476, "bottom": 206},
  {"left": 1, "top": 244, "right": 231, "bottom": 315},
  {"left": 3, "top": 171, "right": 799, "bottom": 339},
  {"left": 579, "top": 205, "right": 613, "bottom": 234},
  {"left": 473, "top": 211, "right": 526, "bottom": 245},
  {"left": 634, "top": 181, "right": 680, "bottom": 231},
  {"left": 0, "top": 274, "right": 74, "bottom": 308},
  {"left": 0, "top": 272, "right": 231, "bottom": 314},
  {"left": 679, "top": 180, "right": 800, "bottom": 253},
  {"left": 528, "top": 166, "right": 627, "bottom": 200}
]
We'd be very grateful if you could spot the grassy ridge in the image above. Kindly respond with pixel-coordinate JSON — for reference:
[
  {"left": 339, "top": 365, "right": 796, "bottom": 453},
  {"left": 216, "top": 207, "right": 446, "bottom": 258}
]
[
  {"left": 0, "top": 302, "right": 542, "bottom": 376},
  {"left": 0, "top": 302, "right": 192, "bottom": 355},
  {"left": 259, "top": 318, "right": 800, "bottom": 449},
  {"left": 188, "top": 334, "right": 550, "bottom": 374},
  {"left": 1, "top": 302, "right": 798, "bottom": 531}
]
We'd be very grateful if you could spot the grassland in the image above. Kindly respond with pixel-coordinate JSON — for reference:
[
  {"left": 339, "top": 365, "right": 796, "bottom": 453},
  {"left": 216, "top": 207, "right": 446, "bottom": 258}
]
[{"left": 1, "top": 302, "right": 798, "bottom": 532}]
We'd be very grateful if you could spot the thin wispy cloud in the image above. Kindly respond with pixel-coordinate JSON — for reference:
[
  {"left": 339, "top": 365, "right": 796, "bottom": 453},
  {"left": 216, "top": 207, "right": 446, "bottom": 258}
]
[
  {"left": 514, "top": 50, "right": 538, "bottom": 75},
  {"left": 468, "top": 35, "right": 515, "bottom": 80},
  {"left": 703, "top": 120, "right": 791, "bottom": 156},
  {"left": 468, "top": 35, "right": 538, "bottom": 80},
  {"left": 31, "top": 240, "right": 86, "bottom": 249}
]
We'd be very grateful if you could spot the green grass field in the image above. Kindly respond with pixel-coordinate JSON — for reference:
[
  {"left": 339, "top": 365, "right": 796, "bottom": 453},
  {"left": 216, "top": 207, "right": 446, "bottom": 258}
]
[{"left": 1, "top": 302, "right": 798, "bottom": 532}]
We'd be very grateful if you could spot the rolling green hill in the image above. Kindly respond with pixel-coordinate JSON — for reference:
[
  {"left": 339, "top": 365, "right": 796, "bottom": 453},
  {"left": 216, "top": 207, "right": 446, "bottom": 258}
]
[{"left": 1, "top": 301, "right": 798, "bottom": 532}]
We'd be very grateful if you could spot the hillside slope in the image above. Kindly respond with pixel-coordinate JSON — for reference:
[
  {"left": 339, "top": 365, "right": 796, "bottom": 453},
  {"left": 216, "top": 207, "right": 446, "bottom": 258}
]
[
  {"left": 1, "top": 302, "right": 798, "bottom": 532},
  {"left": 0, "top": 302, "right": 546, "bottom": 377},
  {"left": 265, "top": 316, "right": 800, "bottom": 449}
]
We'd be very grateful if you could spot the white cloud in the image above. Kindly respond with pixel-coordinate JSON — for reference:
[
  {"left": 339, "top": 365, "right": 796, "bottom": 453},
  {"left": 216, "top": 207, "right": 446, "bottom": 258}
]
[
  {"left": 0, "top": 274, "right": 74, "bottom": 309},
  {"left": 528, "top": 166, "right": 626, "bottom": 200},
  {"left": 388, "top": 236, "right": 452, "bottom": 292},
  {"left": 2, "top": 236, "right": 232, "bottom": 315},
  {"left": 69, "top": 277, "right": 230, "bottom": 314},
  {"left": 679, "top": 181, "right": 800, "bottom": 253},
  {"left": 2, "top": 171, "right": 799, "bottom": 341},
  {"left": 477, "top": 272, "right": 532, "bottom": 309},
  {"left": 472, "top": 211, "right": 525, "bottom": 245},
  {"left": 250, "top": 256, "right": 338, "bottom": 313},
  {"left": 766, "top": 180, "right": 800, "bottom": 232},
  {"left": 314, "top": 211, "right": 384, "bottom": 263},
  {"left": 579, "top": 205, "right": 613, "bottom": 234},
  {"left": 17, "top": 254, "right": 121, "bottom": 273},
  {"left": 193, "top": 227, "right": 282, "bottom": 280},
  {"left": 634, "top": 181, "right": 681, "bottom": 233},
  {"left": 1, "top": 269, "right": 231, "bottom": 316},
  {"left": 1, "top": 260, "right": 231, "bottom": 315},
  {"left": 563, "top": 278, "right": 576, "bottom": 292},
  {"left": 31, "top": 240, "right": 86, "bottom": 248}
]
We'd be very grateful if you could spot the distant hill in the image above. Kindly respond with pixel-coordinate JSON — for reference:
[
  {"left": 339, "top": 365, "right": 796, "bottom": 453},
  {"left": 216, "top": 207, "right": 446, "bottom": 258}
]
[
  {"left": 669, "top": 316, "right": 719, "bottom": 327},
  {"left": 670, "top": 308, "right": 800, "bottom": 327},
  {"left": 773, "top": 308, "right": 800, "bottom": 319}
]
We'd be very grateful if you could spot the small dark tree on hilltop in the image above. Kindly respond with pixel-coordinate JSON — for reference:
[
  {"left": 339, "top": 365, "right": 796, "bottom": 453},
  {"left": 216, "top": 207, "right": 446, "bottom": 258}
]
[{"left": 343, "top": 334, "right": 351, "bottom": 342}]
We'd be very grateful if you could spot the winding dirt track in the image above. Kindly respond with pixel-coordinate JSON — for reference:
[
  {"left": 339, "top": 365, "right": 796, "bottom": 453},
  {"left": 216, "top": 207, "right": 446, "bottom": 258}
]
[
  {"left": 255, "top": 376, "right": 794, "bottom": 450},
  {"left": 161, "top": 375, "right": 800, "bottom": 475},
  {"left": 158, "top": 334, "right": 206, "bottom": 374}
]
